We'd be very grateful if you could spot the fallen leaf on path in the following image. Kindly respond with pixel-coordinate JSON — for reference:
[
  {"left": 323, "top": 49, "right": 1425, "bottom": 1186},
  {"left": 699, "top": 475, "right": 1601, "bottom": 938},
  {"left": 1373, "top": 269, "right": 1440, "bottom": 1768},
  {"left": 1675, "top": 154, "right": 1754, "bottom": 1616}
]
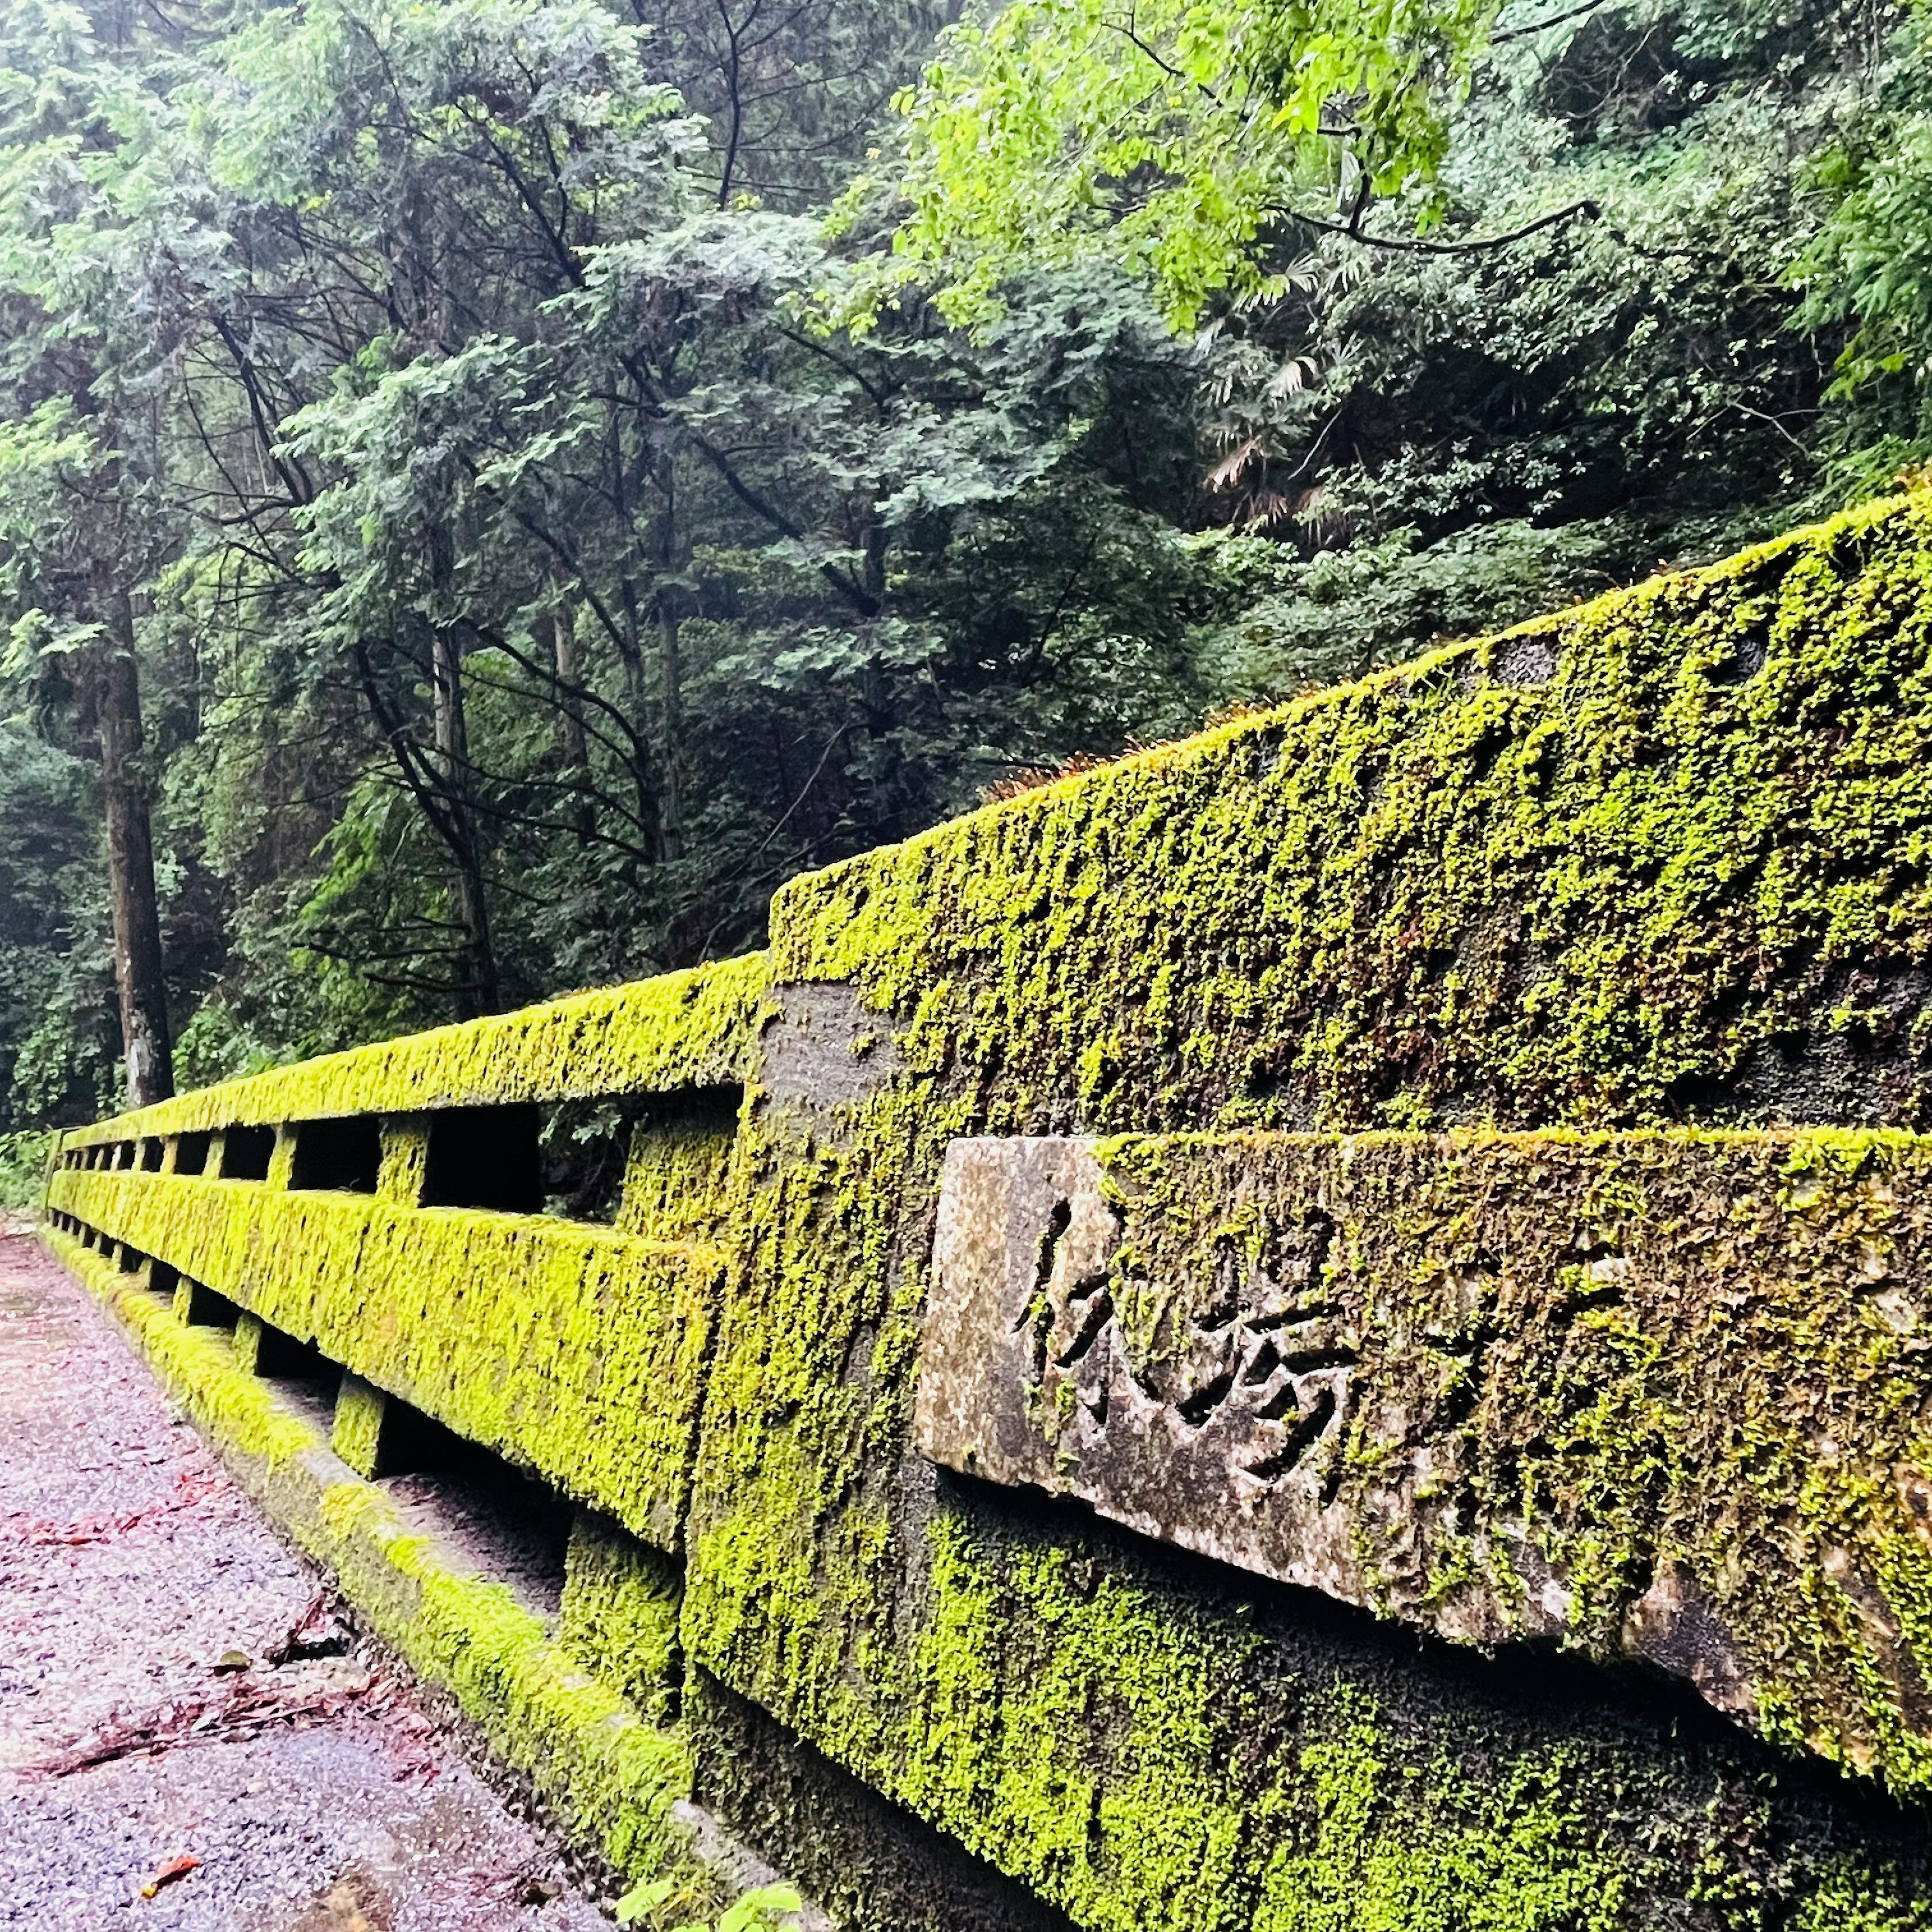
[
  {"left": 3, "top": 1468, "right": 224, "bottom": 1545},
  {"left": 264, "top": 1586, "right": 349, "bottom": 1664},
  {"left": 140, "top": 1855, "right": 200, "bottom": 1898},
  {"left": 1, "top": 1507, "right": 148, "bottom": 1545},
  {"left": 29, "top": 1668, "right": 380, "bottom": 1777}
]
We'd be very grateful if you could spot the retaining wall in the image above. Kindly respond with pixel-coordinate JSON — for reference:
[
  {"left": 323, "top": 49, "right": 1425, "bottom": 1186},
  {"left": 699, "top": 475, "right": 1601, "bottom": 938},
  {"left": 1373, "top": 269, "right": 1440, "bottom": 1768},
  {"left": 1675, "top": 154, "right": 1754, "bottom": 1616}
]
[{"left": 45, "top": 489, "right": 1932, "bottom": 1929}]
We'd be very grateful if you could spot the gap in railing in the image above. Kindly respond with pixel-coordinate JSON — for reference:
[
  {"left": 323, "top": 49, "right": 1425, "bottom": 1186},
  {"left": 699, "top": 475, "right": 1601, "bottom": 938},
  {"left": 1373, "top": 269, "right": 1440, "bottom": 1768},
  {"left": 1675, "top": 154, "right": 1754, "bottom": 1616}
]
[
  {"left": 239, "top": 1314, "right": 340, "bottom": 1432},
  {"left": 173, "top": 1130, "right": 212, "bottom": 1176},
  {"left": 138, "top": 1138, "right": 163, "bottom": 1172},
  {"left": 539, "top": 1085, "right": 743, "bottom": 1226},
  {"left": 539, "top": 1096, "right": 648, "bottom": 1222},
  {"left": 178, "top": 1274, "right": 239, "bottom": 1328},
  {"left": 289, "top": 1115, "right": 382, "bottom": 1194},
  {"left": 220, "top": 1125, "right": 275, "bottom": 1181},
  {"left": 420, "top": 1104, "right": 542, "bottom": 1214},
  {"left": 378, "top": 1424, "right": 575, "bottom": 1619}
]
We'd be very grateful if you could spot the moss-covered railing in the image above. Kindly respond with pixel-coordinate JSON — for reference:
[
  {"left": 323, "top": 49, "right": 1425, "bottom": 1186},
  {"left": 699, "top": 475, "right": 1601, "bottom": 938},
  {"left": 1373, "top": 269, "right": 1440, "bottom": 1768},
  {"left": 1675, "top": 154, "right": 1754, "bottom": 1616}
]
[{"left": 45, "top": 490, "right": 1932, "bottom": 1930}]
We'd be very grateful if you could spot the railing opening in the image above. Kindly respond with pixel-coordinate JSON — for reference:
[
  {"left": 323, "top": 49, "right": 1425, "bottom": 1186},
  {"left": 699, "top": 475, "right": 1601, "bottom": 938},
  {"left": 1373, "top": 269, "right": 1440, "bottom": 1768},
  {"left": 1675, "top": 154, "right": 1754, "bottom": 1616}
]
[
  {"left": 245, "top": 1315, "right": 337, "bottom": 1387},
  {"left": 289, "top": 1116, "right": 382, "bottom": 1194},
  {"left": 539, "top": 1097, "right": 646, "bottom": 1223},
  {"left": 421, "top": 1104, "right": 542, "bottom": 1214},
  {"left": 220, "top": 1125, "right": 275, "bottom": 1182},
  {"left": 538, "top": 1085, "right": 742, "bottom": 1226},
  {"left": 178, "top": 1276, "right": 239, "bottom": 1327},
  {"left": 138, "top": 1138, "right": 164, "bottom": 1172},
  {"left": 381, "top": 1431, "right": 575, "bottom": 1619},
  {"left": 173, "top": 1130, "right": 213, "bottom": 1176}
]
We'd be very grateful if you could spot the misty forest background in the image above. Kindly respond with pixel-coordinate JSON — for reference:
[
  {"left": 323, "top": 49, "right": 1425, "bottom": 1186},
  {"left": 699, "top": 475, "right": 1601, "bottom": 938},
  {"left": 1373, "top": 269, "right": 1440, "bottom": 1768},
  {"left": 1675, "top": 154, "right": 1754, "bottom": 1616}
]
[{"left": 5, "top": 0, "right": 1932, "bottom": 1194}]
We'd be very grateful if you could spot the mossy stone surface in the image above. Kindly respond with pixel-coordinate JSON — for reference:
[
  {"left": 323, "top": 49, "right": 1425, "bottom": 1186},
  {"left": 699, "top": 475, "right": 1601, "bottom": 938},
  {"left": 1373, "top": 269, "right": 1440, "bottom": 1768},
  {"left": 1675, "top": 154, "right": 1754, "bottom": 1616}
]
[
  {"left": 560, "top": 1512, "right": 684, "bottom": 1726},
  {"left": 48, "top": 1169, "right": 726, "bottom": 1553},
  {"left": 685, "top": 492, "right": 1932, "bottom": 1923},
  {"left": 52, "top": 489, "right": 1932, "bottom": 1927}
]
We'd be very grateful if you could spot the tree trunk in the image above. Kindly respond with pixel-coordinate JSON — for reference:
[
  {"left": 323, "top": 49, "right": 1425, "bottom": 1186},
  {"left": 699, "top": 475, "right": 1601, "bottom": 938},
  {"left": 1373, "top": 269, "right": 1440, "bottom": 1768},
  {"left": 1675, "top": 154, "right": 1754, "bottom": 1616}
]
[
  {"left": 659, "top": 598, "right": 685, "bottom": 862},
  {"left": 614, "top": 578, "right": 665, "bottom": 862},
  {"left": 428, "top": 528, "right": 499, "bottom": 1019},
  {"left": 654, "top": 476, "right": 686, "bottom": 862},
  {"left": 551, "top": 602, "right": 589, "bottom": 769},
  {"left": 550, "top": 602, "right": 596, "bottom": 845},
  {"left": 96, "top": 582, "right": 173, "bottom": 1106}
]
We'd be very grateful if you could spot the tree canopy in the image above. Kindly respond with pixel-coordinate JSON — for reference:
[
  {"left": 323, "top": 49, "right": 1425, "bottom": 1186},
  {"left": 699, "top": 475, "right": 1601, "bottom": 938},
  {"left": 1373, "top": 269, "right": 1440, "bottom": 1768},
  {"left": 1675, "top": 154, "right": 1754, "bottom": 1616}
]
[
  {"left": 0, "top": 0, "right": 1926, "bottom": 1158},
  {"left": 842, "top": 0, "right": 1511, "bottom": 328}
]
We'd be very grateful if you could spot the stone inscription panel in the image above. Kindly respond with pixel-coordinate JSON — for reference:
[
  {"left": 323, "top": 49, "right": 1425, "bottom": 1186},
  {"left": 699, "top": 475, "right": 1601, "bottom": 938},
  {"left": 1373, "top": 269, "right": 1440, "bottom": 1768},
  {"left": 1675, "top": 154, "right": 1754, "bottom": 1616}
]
[
  {"left": 914, "top": 1137, "right": 1367, "bottom": 1611},
  {"left": 912, "top": 1130, "right": 1932, "bottom": 1775}
]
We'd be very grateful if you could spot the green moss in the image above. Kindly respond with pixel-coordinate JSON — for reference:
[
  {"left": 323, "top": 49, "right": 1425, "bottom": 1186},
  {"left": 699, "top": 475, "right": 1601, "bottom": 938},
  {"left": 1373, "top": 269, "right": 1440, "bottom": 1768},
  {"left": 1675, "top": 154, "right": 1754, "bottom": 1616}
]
[
  {"left": 620, "top": 1113, "right": 742, "bottom": 1245},
  {"left": 683, "top": 490, "right": 1932, "bottom": 1926},
  {"left": 1786, "top": 1861, "right": 1932, "bottom": 1932},
  {"left": 49, "top": 1168, "right": 725, "bottom": 1552},
  {"left": 561, "top": 1512, "right": 685, "bottom": 1725},
  {"left": 231, "top": 1309, "right": 269, "bottom": 1375},
  {"left": 60, "top": 949, "right": 768, "bottom": 1148},
  {"left": 1252, "top": 1695, "right": 1631, "bottom": 1932},
  {"left": 43, "top": 1224, "right": 703, "bottom": 1896},
  {"left": 332, "top": 1373, "right": 388, "bottom": 1479},
  {"left": 1031, "top": 1127, "right": 1932, "bottom": 1794},
  {"left": 766, "top": 490, "right": 1932, "bottom": 1138},
  {"left": 376, "top": 1118, "right": 430, "bottom": 1206}
]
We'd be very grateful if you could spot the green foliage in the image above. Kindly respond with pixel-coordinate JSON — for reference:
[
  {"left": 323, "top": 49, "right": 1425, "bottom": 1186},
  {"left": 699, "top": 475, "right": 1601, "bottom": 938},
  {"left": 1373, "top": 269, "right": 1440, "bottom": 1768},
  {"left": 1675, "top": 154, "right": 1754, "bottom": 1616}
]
[
  {"left": 842, "top": 0, "right": 1505, "bottom": 329},
  {"left": 1793, "top": 5, "right": 1932, "bottom": 446},
  {"left": 0, "top": 1128, "right": 54, "bottom": 1208},
  {"left": 1190, "top": 518, "right": 1630, "bottom": 695},
  {"left": 0, "top": 720, "right": 113, "bottom": 1130},
  {"left": 615, "top": 1877, "right": 802, "bottom": 1931},
  {"left": 1, "top": 0, "right": 1930, "bottom": 1143}
]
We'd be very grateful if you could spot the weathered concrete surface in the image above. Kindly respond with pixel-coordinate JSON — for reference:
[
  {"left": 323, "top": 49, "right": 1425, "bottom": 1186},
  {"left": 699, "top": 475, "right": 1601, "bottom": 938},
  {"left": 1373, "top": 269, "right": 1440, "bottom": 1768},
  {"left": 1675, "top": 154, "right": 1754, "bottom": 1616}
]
[{"left": 0, "top": 1229, "right": 606, "bottom": 1930}]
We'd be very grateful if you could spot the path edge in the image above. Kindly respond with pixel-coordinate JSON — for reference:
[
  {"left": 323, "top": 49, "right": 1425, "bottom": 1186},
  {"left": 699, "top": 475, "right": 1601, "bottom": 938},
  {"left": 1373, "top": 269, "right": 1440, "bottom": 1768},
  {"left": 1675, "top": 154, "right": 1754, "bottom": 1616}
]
[{"left": 37, "top": 1223, "right": 701, "bottom": 1906}]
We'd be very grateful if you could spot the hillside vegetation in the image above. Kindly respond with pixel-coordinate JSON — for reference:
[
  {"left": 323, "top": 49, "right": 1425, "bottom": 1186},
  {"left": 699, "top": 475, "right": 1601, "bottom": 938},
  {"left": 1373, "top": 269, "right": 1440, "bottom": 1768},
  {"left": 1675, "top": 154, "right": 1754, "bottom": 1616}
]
[{"left": 2, "top": 0, "right": 1927, "bottom": 1121}]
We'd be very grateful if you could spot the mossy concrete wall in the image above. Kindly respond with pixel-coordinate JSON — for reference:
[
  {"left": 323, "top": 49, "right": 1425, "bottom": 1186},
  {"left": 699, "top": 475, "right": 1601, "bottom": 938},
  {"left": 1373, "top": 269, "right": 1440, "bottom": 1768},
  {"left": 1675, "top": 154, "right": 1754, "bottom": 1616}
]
[{"left": 47, "top": 490, "right": 1932, "bottom": 1928}]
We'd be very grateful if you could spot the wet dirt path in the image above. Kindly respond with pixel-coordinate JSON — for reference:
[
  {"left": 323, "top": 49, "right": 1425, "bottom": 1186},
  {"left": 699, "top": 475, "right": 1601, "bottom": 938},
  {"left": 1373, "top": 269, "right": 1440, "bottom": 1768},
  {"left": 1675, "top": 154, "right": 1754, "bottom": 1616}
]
[{"left": 0, "top": 1230, "right": 609, "bottom": 1931}]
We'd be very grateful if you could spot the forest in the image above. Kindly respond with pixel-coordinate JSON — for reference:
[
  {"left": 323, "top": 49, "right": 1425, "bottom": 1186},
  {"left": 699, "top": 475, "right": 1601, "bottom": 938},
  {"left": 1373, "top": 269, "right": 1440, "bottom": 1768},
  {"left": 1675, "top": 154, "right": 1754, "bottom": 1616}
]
[{"left": 2, "top": 0, "right": 1929, "bottom": 1190}]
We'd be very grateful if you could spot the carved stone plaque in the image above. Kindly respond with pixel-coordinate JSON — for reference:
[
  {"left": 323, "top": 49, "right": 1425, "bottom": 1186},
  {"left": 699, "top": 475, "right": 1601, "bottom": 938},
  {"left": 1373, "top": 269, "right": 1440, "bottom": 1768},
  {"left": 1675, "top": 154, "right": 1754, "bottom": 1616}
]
[{"left": 914, "top": 1136, "right": 1369, "bottom": 1609}]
